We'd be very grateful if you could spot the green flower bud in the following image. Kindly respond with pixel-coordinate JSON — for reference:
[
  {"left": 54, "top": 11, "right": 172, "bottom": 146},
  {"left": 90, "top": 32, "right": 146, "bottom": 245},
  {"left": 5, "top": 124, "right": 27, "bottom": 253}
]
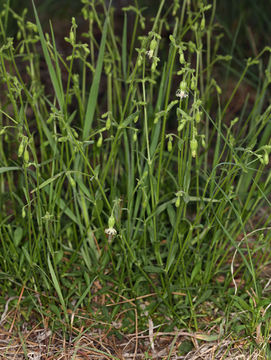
[
  {"left": 106, "top": 117, "right": 111, "bottom": 130},
  {"left": 200, "top": 17, "right": 205, "bottom": 31},
  {"left": 150, "top": 38, "right": 157, "bottom": 51},
  {"left": 22, "top": 207, "right": 26, "bottom": 218},
  {"left": 179, "top": 52, "right": 185, "bottom": 64},
  {"left": 133, "top": 132, "right": 137, "bottom": 142},
  {"left": 69, "top": 30, "right": 75, "bottom": 44},
  {"left": 134, "top": 115, "right": 139, "bottom": 123},
  {"left": 216, "top": 84, "right": 222, "bottom": 94},
  {"left": 108, "top": 215, "right": 115, "bottom": 228},
  {"left": 151, "top": 57, "right": 159, "bottom": 72},
  {"left": 178, "top": 122, "right": 186, "bottom": 132},
  {"left": 19, "top": 43, "right": 24, "bottom": 54},
  {"left": 195, "top": 111, "right": 201, "bottom": 123},
  {"left": 167, "top": 140, "right": 173, "bottom": 152},
  {"left": 18, "top": 140, "right": 24, "bottom": 157},
  {"left": 175, "top": 196, "right": 180, "bottom": 208},
  {"left": 24, "top": 148, "right": 29, "bottom": 163},
  {"left": 140, "top": 18, "right": 145, "bottom": 29},
  {"left": 137, "top": 55, "right": 142, "bottom": 67},
  {"left": 191, "top": 76, "right": 197, "bottom": 90},
  {"left": 190, "top": 139, "right": 198, "bottom": 158},
  {"left": 172, "top": 0, "right": 180, "bottom": 16},
  {"left": 180, "top": 80, "right": 187, "bottom": 91},
  {"left": 188, "top": 41, "right": 196, "bottom": 53},
  {"left": 192, "top": 22, "right": 198, "bottom": 31},
  {"left": 97, "top": 135, "right": 103, "bottom": 148},
  {"left": 263, "top": 152, "right": 269, "bottom": 165},
  {"left": 231, "top": 117, "right": 239, "bottom": 127},
  {"left": 58, "top": 137, "right": 67, "bottom": 142}
]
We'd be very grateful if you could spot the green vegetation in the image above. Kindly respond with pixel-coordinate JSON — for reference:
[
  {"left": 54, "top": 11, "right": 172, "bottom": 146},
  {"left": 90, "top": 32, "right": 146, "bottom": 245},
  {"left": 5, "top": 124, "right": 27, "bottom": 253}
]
[{"left": 0, "top": 0, "right": 271, "bottom": 357}]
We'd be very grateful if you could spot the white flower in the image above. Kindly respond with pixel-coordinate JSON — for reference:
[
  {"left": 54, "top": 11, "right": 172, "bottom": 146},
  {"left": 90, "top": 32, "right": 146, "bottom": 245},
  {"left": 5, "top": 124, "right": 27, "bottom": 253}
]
[
  {"left": 176, "top": 89, "right": 188, "bottom": 99},
  {"left": 105, "top": 227, "right": 117, "bottom": 236},
  {"left": 146, "top": 49, "right": 154, "bottom": 59}
]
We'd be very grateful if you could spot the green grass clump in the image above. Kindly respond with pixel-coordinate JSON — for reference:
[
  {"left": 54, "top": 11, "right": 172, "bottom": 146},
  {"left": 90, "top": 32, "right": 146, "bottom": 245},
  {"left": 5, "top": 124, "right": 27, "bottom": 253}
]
[{"left": 0, "top": 0, "right": 271, "bottom": 354}]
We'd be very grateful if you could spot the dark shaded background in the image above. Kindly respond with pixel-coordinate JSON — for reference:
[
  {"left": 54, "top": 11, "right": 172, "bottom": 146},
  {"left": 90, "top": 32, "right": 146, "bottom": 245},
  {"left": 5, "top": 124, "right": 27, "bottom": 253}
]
[{"left": 4, "top": 0, "right": 271, "bottom": 59}]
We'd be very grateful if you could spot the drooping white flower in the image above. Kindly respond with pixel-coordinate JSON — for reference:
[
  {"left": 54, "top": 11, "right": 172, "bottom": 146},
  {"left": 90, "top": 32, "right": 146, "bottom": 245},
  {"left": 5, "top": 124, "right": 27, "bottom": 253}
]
[
  {"left": 146, "top": 49, "right": 154, "bottom": 59},
  {"left": 105, "top": 227, "right": 117, "bottom": 236},
  {"left": 176, "top": 89, "right": 188, "bottom": 99}
]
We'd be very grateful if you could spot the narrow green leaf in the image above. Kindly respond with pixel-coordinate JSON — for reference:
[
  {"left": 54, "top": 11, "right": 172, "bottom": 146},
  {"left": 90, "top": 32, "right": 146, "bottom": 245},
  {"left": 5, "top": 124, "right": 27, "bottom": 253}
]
[
  {"left": 83, "top": 17, "right": 109, "bottom": 140},
  {"left": 31, "top": 172, "right": 64, "bottom": 193},
  {"left": 31, "top": 0, "right": 64, "bottom": 110},
  {"left": 47, "top": 255, "right": 68, "bottom": 322},
  {"left": 122, "top": 13, "right": 127, "bottom": 80},
  {"left": 0, "top": 166, "right": 20, "bottom": 174}
]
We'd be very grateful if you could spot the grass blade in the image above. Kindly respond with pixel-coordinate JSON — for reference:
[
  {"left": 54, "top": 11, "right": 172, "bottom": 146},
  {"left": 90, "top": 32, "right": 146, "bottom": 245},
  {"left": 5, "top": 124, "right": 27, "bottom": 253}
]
[
  {"left": 31, "top": 0, "right": 64, "bottom": 110},
  {"left": 82, "top": 16, "right": 109, "bottom": 140},
  {"left": 47, "top": 255, "right": 68, "bottom": 323}
]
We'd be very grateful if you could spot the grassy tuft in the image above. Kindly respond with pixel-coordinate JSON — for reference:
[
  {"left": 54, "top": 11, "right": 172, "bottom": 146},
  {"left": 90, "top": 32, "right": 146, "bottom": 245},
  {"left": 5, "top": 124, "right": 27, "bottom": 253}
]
[{"left": 0, "top": 0, "right": 271, "bottom": 357}]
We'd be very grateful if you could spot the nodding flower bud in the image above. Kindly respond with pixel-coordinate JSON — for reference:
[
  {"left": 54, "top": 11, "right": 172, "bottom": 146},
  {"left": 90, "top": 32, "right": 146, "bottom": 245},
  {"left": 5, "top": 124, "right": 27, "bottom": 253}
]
[
  {"left": 191, "top": 76, "right": 197, "bottom": 90},
  {"left": 179, "top": 53, "right": 185, "bottom": 64},
  {"left": 178, "top": 122, "right": 185, "bottom": 132},
  {"left": 180, "top": 80, "right": 187, "bottom": 91},
  {"left": 175, "top": 196, "right": 180, "bottom": 208},
  {"left": 190, "top": 139, "right": 198, "bottom": 158},
  {"left": 263, "top": 151, "right": 269, "bottom": 165},
  {"left": 108, "top": 215, "right": 115, "bottom": 228},
  {"left": 167, "top": 139, "right": 173, "bottom": 152},
  {"left": 216, "top": 84, "right": 222, "bottom": 94},
  {"left": 151, "top": 57, "right": 159, "bottom": 72},
  {"left": 172, "top": 0, "right": 180, "bottom": 16},
  {"left": 106, "top": 117, "right": 111, "bottom": 130},
  {"left": 69, "top": 30, "right": 75, "bottom": 44},
  {"left": 97, "top": 135, "right": 103, "bottom": 148},
  {"left": 18, "top": 139, "right": 25, "bottom": 158},
  {"left": 150, "top": 38, "right": 157, "bottom": 51},
  {"left": 178, "top": 49, "right": 185, "bottom": 64},
  {"left": 23, "top": 148, "right": 29, "bottom": 163},
  {"left": 137, "top": 55, "right": 143, "bottom": 67},
  {"left": 133, "top": 131, "right": 137, "bottom": 142},
  {"left": 200, "top": 17, "right": 205, "bottom": 31},
  {"left": 195, "top": 111, "right": 202, "bottom": 124}
]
